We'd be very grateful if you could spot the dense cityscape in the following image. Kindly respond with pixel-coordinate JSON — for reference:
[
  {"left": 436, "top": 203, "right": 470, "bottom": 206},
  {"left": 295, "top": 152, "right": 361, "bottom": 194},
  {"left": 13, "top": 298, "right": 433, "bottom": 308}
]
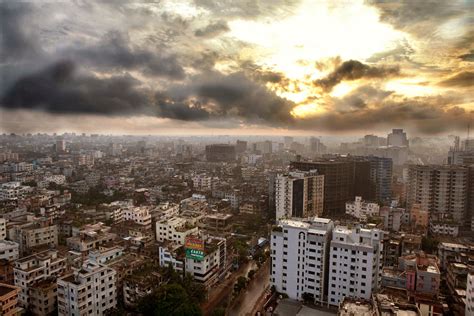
[
  {"left": 0, "top": 130, "right": 472, "bottom": 315},
  {"left": 1, "top": 0, "right": 473, "bottom": 315}
]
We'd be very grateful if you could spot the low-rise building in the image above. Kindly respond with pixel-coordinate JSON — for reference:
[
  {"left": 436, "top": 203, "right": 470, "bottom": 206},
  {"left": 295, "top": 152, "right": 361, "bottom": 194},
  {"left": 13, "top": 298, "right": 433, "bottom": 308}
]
[
  {"left": 67, "top": 223, "right": 116, "bottom": 256},
  {"left": 447, "top": 262, "right": 468, "bottom": 314},
  {"left": 467, "top": 271, "right": 474, "bottom": 315},
  {"left": 123, "top": 206, "right": 152, "bottom": 228},
  {"left": 0, "top": 241, "right": 19, "bottom": 262},
  {"left": 204, "top": 213, "right": 233, "bottom": 234},
  {"left": 379, "top": 205, "right": 409, "bottom": 232},
  {"left": 123, "top": 267, "right": 162, "bottom": 308},
  {"left": 0, "top": 283, "right": 20, "bottom": 316},
  {"left": 158, "top": 243, "right": 185, "bottom": 274},
  {"left": 0, "top": 259, "right": 14, "bottom": 284},
  {"left": 57, "top": 261, "right": 117, "bottom": 316},
  {"left": 410, "top": 204, "right": 429, "bottom": 230},
  {"left": 438, "top": 242, "right": 470, "bottom": 270},
  {"left": 382, "top": 252, "right": 440, "bottom": 296},
  {"left": 0, "top": 218, "right": 6, "bottom": 240},
  {"left": 345, "top": 196, "right": 379, "bottom": 221},
  {"left": 185, "top": 235, "right": 226, "bottom": 289},
  {"left": 9, "top": 217, "right": 58, "bottom": 255},
  {"left": 29, "top": 277, "right": 58, "bottom": 316},
  {"left": 14, "top": 250, "right": 66, "bottom": 308},
  {"left": 0, "top": 182, "right": 32, "bottom": 201},
  {"left": 429, "top": 220, "right": 459, "bottom": 237},
  {"left": 88, "top": 246, "right": 124, "bottom": 265},
  {"left": 156, "top": 217, "right": 199, "bottom": 245}
]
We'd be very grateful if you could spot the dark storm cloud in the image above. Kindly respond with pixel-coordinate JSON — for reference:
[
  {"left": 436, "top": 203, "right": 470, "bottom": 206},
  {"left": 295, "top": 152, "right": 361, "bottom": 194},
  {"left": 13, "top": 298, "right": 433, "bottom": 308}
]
[
  {"left": 368, "top": 0, "right": 468, "bottom": 37},
  {"left": 65, "top": 31, "right": 185, "bottom": 79},
  {"left": 314, "top": 60, "right": 400, "bottom": 92},
  {"left": 1, "top": 61, "right": 148, "bottom": 115},
  {"left": 1, "top": 62, "right": 295, "bottom": 125},
  {"left": 438, "top": 71, "right": 474, "bottom": 87},
  {"left": 194, "top": 21, "right": 230, "bottom": 38},
  {"left": 155, "top": 97, "right": 210, "bottom": 121},
  {"left": 0, "top": 2, "right": 41, "bottom": 61},
  {"left": 333, "top": 85, "right": 394, "bottom": 111},
  {"left": 459, "top": 50, "right": 474, "bottom": 62},
  {"left": 158, "top": 71, "right": 295, "bottom": 124},
  {"left": 298, "top": 92, "right": 469, "bottom": 134}
]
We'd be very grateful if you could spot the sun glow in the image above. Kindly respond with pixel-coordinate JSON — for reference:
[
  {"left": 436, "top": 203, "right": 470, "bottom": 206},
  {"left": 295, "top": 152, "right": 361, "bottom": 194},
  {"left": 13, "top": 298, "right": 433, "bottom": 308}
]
[
  {"left": 228, "top": 0, "right": 403, "bottom": 80},
  {"left": 385, "top": 78, "right": 437, "bottom": 97}
]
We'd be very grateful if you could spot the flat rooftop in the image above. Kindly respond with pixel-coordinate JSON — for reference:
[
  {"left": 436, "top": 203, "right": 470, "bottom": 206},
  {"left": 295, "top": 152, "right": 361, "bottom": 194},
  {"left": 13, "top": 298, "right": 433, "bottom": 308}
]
[
  {"left": 0, "top": 284, "right": 18, "bottom": 296},
  {"left": 339, "top": 301, "right": 373, "bottom": 315}
]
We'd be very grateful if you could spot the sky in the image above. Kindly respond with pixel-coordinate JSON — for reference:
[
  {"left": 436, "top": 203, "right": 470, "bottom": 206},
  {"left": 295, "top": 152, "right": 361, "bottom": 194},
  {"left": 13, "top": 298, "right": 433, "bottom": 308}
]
[{"left": 0, "top": 0, "right": 473, "bottom": 136}]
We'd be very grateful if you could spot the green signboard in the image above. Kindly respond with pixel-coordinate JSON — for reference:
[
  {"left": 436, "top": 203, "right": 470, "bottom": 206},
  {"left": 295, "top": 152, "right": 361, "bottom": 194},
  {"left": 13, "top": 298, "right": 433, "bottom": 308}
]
[{"left": 186, "top": 248, "right": 204, "bottom": 261}]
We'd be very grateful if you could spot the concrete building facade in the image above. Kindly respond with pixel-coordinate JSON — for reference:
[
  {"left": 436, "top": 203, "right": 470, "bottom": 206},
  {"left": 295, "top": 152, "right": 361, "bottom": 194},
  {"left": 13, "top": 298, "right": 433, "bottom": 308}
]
[
  {"left": 270, "top": 217, "right": 334, "bottom": 304},
  {"left": 275, "top": 170, "right": 324, "bottom": 220}
]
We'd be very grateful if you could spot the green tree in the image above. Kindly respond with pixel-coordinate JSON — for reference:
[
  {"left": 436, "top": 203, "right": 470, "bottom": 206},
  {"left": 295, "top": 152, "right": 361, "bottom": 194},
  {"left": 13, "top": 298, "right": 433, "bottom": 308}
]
[
  {"left": 137, "top": 284, "right": 202, "bottom": 316},
  {"left": 212, "top": 307, "right": 226, "bottom": 316},
  {"left": 234, "top": 276, "right": 248, "bottom": 293},
  {"left": 233, "top": 239, "right": 249, "bottom": 264},
  {"left": 182, "top": 273, "right": 206, "bottom": 303},
  {"left": 422, "top": 236, "right": 439, "bottom": 253}
]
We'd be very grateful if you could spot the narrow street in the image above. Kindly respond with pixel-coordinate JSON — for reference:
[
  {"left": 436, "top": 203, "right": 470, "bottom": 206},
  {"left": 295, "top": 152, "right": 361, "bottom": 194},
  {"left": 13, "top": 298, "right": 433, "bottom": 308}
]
[
  {"left": 201, "top": 261, "right": 257, "bottom": 315},
  {"left": 228, "top": 260, "right": 270, "bottom": 316}
]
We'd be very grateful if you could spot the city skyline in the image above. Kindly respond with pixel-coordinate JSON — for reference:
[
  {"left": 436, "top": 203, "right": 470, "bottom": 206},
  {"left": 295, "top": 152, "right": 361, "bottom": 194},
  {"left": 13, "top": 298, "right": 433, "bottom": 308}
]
[{"left": 0, "top": 0, "right": 472, "bottom": 136}]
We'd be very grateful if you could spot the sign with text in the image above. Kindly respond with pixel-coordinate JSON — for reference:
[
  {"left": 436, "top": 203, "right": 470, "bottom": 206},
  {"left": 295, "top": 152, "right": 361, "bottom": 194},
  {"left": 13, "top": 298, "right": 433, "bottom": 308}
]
[{"left": 185, "top": 237, "right": 204, "bottom": 261}]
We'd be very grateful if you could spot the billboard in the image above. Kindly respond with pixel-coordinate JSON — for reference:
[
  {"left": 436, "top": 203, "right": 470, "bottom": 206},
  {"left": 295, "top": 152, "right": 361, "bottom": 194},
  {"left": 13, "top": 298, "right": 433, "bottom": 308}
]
[{"left": 185, "top": 237, "right": 204, "bottom": 261}]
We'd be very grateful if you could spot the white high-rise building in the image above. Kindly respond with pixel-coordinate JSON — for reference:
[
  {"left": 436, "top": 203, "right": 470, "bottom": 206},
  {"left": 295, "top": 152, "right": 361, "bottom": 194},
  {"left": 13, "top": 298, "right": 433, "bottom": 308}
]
[
  {"left": 275, "top": 170, "right": 324, "bottom": 220},
  {"left": 270, "top": 217, "right": 334, "bottom": 304},
  {"left": 328, "top": 226, "right": 383, "bottom": 306},
  {"left": 57, "top": 261, "right": 117, "bottom": 316},
  {"left": 466, "top": 272, "right": 474, "bottom": 315}
]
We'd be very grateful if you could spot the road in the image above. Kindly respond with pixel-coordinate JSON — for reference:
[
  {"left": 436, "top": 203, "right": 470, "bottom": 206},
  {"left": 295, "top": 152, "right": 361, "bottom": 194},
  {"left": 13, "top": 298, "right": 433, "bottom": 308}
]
[
  {"left": 201, "top": 261, "right": 256, "bottom": 315},
  {"left": 228, "top": 260, "right": 270, "bottom": 316}
]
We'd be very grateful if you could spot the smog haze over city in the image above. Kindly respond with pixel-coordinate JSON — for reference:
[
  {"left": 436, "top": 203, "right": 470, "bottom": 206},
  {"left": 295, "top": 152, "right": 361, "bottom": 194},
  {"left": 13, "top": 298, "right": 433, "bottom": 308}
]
[{"left": 2, "top": 1, "right": 474, "bottom": 316}]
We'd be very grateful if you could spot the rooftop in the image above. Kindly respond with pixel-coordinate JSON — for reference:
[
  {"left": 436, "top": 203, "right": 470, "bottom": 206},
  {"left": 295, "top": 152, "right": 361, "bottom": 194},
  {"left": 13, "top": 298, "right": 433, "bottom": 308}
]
[
  {"left": 0, "top": 284, "right": 18, "bottom": 297},
  {"left": 339, "top": 299, "right": 373, "bottom": 316}
]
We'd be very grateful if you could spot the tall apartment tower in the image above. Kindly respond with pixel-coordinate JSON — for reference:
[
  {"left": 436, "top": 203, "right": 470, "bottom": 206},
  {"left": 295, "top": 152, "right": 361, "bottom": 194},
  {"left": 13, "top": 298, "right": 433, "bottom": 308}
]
[
  {"left": 205, "top": 144, "right": 236, "bottom": 162},
  {"left": 367, "top": 156, "right": 393, "bottom": 203},
  {"left": 275, "top": 170, "right": 324, "bottom": 220},
  {"left": 387, "top": 129, "right": 409, "bottom": 147},
  {"left": 270, "top": 217, "right": 334, "bottom": 304},
  {"left": 291, "top": 159, "right": 373, "bottom": 216},
  {"left": 56, "top": 138, "right": 66, "bottom": 153},
  {"left": 57, "top": 261, "right": 117, "bottom": 316},
  {"left": 406, "top": 165, "right": 469, "bottom": 223},
  {"left": 328, "top": 226, "right": 383, "bottom": 306}
]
